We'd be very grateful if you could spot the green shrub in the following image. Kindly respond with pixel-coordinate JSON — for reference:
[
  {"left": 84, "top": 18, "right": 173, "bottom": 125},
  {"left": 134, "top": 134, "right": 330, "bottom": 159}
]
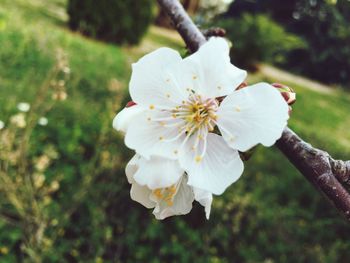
[
  {"left": 217, "top": 14, "right": 306, "bottom": 69},
  {"left": 224, "top": 0, "right": 350, "bottom": 87},
  {"left": 67, "top": 0, "right": 154, "bottom": 45}
]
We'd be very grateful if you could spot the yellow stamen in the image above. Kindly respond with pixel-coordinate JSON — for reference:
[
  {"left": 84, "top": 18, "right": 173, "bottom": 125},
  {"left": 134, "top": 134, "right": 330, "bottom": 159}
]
[
  {"left": 195, "top": 156, "right": 202, "bottom": 163},
  {"left": 153, "top": 189, "right": 163, "bottom": 199}
]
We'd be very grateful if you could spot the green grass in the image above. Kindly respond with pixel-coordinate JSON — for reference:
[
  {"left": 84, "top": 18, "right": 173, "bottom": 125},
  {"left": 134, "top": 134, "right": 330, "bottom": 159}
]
[{"left": 1, "top": 0, "right": 350, "bottom": 262}]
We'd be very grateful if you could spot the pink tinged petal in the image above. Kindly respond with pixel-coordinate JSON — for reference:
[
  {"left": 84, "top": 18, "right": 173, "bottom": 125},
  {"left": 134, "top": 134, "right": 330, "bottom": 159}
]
[
  {"left": 183, "top": 133, "right": 244, "bottom": 195},
  {"left": 129, "top": 47, "right": 186, "bottom": 107},
  {"left": 217, "top": 82, "right": 289, "bottom": 152},
  {"left": 152, "top": 176, "right": 194, "bottom": 220},
  {"left": 124, "top": 112, "right": 184, "bottom": 160},
  {"left": 170, "top": 37, "right": 247, "bottom": 98},
  {"left": 133, "top": 156, "right": 184, "bottom": 190},
  {"left": 112, "top": 105, "right": 145, "bottom": 133},
  {"left": 193, "top": 187, "right": 213, "bottom": 219}
]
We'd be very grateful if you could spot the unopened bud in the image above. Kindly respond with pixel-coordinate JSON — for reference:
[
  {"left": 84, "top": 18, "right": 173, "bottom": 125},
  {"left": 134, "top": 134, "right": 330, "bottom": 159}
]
[
  {"left": 236, "top": 82, "right": 248, "bottom": 91},
  {"left": 126, "top": 101, "right": 137, "bottom": 108},
  {"left": 217, "top": 82, "right": 248, "bottom": 103},
  {"left": 272, "top": 83, "right": 296, "bottom": 105}
]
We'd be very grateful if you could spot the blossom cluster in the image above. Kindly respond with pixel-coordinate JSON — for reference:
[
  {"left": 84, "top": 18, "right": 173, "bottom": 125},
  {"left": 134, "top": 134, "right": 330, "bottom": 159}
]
[{"left": 113, "top": 38, "right": 290, "bottom": 220}]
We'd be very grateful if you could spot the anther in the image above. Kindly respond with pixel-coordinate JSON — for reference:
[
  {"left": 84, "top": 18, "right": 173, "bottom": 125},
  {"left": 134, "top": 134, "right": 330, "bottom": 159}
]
[{"left": 195, "top": 156, "right": 202, "bottom": 163}]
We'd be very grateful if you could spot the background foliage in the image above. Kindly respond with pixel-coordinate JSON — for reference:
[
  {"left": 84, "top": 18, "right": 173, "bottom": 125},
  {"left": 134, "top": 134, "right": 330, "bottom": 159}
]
[
  {"left": 0, "top": 0, "right": 350, "bottom": 262},
  {"left": 217, "top": 14, "right": 306, "bottom": 69},
  {"left": 220, "top": 0, "right": 350, "bottom": 87},
  {"left": 67, "top": 0, "right": 154, "bottom": 45}
]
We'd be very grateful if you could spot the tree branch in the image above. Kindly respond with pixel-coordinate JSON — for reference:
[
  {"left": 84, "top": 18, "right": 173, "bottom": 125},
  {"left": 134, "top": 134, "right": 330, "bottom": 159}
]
[
  {"left": 331, "top": 159, "right": 350, "bottom": 186},
  {"left": 157, "top": 0, "right": 350, "bottom": 220},
  {"left": 276, "top": 128, "right": 350, "bottom": 219},
  {"left": 157, "top": 0, "right": 206, "bottom": 52}
]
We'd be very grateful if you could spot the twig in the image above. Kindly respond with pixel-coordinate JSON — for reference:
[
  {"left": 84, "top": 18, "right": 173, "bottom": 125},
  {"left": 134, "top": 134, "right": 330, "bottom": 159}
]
[
  {"left": 157, "top": 0, "right": 350, "bottom": 220},
  {"left": 276, "top": 128, "right": 350, "bottom": 219},
  {"left": 157, "top": 0, "right": 206, "bottom": 52},
  {"left": 331, "top": 159, "right": 350, "bottom": 186}
]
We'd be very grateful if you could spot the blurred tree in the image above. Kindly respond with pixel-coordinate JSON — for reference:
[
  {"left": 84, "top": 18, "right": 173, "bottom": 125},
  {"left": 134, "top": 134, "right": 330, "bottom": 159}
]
[
  {"left": 67, "top": 0, "right": 154, "bottom": 45},
  {"left": 217, "top": 14, "right": 305, "bottom": 69},
  {"left": 223, "top": 0, "right": 350, "bottom": 86}
]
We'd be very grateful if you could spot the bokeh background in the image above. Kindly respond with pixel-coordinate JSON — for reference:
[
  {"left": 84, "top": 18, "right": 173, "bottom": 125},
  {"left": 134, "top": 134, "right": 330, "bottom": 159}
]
[{"left": 1, "top": 0, "right": 350, "bottom": 262}]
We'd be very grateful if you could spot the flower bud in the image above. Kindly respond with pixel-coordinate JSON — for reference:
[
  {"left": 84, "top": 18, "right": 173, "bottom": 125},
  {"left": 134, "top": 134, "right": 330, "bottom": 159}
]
[
  {"left": 272, "top": 83, "right": 296, "bottom": 105},
  {"left": 236, "top": 81, "right": 248, "bottom": 90},
  {"left": 126, "top": 101, "right": 137, "bottom": 108}
]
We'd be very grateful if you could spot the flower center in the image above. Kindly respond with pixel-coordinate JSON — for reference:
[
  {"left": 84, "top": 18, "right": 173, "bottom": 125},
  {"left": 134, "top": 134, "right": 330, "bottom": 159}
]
[
  {"left": 153, "top": 185, "right": 177, "bottom": 206},
  {"left": 173, "top": 94, "right": 218, "bottom": 136}
]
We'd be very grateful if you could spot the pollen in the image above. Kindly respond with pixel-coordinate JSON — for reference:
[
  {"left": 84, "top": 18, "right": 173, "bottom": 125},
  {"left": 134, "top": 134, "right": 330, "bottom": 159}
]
[
  {"left": 159, "top": 136, "right": 164, "bottom": 141},
  {"left": 166, "top": 78, "right": 170, "bottom": 82},
  {"left": 147, "top": 117, "right": 151, "bottom": 121},
  {"left": 235, "top": 106, "right": 241, "bottom": 112},
  {"left": 153, "top": 189, "right": 163, "bottom": 199},
  {"left": 217, "top": 86, "right": 222, "bottom": 90},
  {"left": 149, "top": 104, "right": 155, "bottom": 110},
  {"left": 174, "top": 150, "right": 178, "bottom": 155},
  {"left": 195, "top": 156, "right": 202, "bottom": 163},
  {"left": 192, "top": 75, "right": 197, "bottom": 80},
  {"left": 153, "top": 185, "right": 177, "bottom": 207},
  {"left": 166, "top": 93, "right": 171, "bottom": 98}
]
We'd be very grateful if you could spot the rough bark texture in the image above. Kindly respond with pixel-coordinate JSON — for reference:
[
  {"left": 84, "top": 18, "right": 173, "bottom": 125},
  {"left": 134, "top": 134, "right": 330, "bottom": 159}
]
[
  {"left": 157, "top": 0, "right": 350, "bottom": 220},
  {"left": 157, "top": 0, "right": 206, "bottom": 52},
  {"left": 276, "top": 128, "right": 350, "bottom": 220}
]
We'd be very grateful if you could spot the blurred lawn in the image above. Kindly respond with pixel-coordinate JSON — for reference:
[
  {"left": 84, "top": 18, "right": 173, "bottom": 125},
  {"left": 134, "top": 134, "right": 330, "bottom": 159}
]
[{"left": 1, "top": 0, "right": 350, "bottom": 262}]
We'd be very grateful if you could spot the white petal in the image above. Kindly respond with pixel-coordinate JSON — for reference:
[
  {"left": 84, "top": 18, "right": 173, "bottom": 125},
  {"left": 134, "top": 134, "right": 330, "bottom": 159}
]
[
  {"left": 181, "top": 133, "right": 244, "bottom": 195},
  {"left": 217, "top": 83, "right": 289, "bottom": 152},
  {"left": 130, "top": 183, "right": 155, "bottom": 209},
  {"left": 129, "top": 48, "right": 186, "bottom": 107},
  {"left": 133, "top": 156, "right": 184, "bottom": 189},
  {"left": 113, "top": 105, "right": 145, "bottom": 133},
  {"left": 124, "top": 111, "right": 184, "bottom": 160},
  {"left": 193, "top": 187, "right": 213, "bottom": 219},
  {"left": 125, "top": 154, "right": 141, "bottom": 184},
  {"left": 170, "top": 37, "right": 247, "bottom": 98},
  {"left": 125, "top": 155, "right": 156, "bottom": 209},
  {"left": 152, "top": 176, "right": 194, "bottom": 220}
]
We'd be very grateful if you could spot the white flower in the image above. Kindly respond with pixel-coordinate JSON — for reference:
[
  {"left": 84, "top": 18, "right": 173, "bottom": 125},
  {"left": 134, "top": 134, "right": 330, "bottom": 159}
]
[
  {"left": 0, "top": 120, "right": 4, "bottom": 130},
  {"left": 114, "top": 37, "right": 289, "bottom": 196},
  {"left": 10, "top": 113, "right": 26, "bottom": 128},
  {"left": 126, "top": 154, "right": 212, "bottom": 220},
  {"left": 38, "top": 117, "right": 48, "bottom": 126},
  {"left": 17, "top": 102, "right": 30, "bottom": 112},
  {"left": 112, "top": 104, "right": 144, "bottom": 133}
]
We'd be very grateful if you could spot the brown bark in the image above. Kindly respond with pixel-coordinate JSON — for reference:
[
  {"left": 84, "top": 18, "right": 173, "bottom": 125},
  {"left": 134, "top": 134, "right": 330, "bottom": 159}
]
[{"left": 157, "top": 0, "right": 350, "bottom": 221}]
